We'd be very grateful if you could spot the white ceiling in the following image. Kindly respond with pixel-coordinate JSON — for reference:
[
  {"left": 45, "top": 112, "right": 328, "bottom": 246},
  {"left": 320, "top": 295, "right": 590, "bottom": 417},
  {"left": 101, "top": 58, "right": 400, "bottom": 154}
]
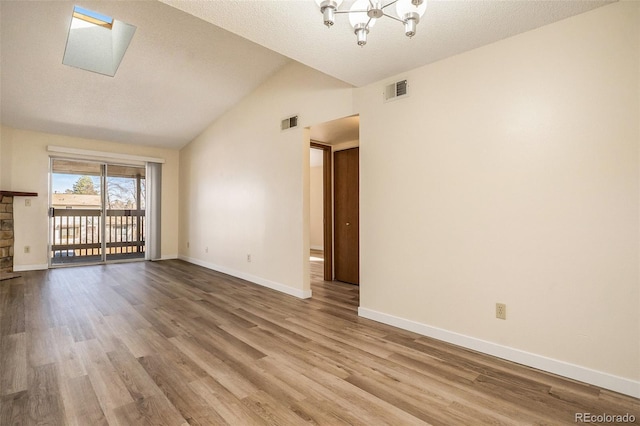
[
  {"left": 0, "top": 1, "right": 289, "bottom": 149},
  {"left": 1, "top": 0, "right": 614, "bottom": 150},
  {"left": 310, "top": 115, "right": 360, "bottom": 145},
  {"left": 159, "top": 0, "right": 613, "bottom": 87}
]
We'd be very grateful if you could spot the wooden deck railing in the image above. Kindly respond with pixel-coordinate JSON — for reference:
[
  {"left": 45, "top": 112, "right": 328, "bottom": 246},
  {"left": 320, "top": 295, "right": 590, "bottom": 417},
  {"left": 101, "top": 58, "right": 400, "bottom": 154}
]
[{"left": 50, "top": 208, "right": 145, "bottom": 260}]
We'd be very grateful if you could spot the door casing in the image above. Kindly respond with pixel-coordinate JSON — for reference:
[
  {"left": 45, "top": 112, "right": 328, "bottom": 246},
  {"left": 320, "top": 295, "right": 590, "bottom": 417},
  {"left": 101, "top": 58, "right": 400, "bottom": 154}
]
[{"left": 310, "top": 142, "right": 332, "bottom": 281}]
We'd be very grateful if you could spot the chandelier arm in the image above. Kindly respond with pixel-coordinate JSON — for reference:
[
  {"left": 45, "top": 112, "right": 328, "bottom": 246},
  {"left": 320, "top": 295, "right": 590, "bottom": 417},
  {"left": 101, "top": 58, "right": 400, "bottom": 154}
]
[
  {"left": 335, "top": 9, "right": 367, "bottom": 14},
  {"left": 382, "top": 12, "right": 405, "bottom": 23},
  {"left": 365, "top": 16, "right": 375, "bottom": 30},
  {"left": 368, "top": 0, "right": 375, "bottom": 8},
  {"left": 380, "top": 0, "right": 400, "bottom": 10}
]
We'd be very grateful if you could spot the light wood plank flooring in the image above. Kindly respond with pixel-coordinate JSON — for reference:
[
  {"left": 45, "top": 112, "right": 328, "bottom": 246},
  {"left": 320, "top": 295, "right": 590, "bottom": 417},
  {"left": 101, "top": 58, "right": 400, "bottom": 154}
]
[{"left": 1, "top": 257, "right": 638, "bottom": 425}]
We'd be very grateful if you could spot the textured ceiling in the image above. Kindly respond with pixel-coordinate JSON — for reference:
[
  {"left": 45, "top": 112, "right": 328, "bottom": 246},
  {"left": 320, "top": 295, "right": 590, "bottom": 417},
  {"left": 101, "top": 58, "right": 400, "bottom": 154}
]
[
  {"left": 159, "top": 0, "right": 614, "bottom": 87},
  {"left": 310, "top": 115, "right": 360, "bottom": 145},
  {"left": 0, "top": 1, "right": 289, "bottom": 149},
  {"left": 1, "top": 1, "right": 615, "bottom": 150}
]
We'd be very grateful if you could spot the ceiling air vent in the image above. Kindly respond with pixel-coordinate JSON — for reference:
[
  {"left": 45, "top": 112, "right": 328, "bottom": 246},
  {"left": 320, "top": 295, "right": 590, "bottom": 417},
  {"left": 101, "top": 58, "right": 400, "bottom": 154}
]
[
  {"left": 281, "top": 115, "right": 299, "bottom": 131},
  {"left": 384, "top": 79, "right": 408, "bottom": 102}
]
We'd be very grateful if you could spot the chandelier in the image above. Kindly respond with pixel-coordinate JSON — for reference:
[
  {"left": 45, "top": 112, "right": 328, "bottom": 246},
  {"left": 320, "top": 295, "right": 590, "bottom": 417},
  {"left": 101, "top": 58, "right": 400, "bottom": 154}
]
[{"left": 314, "top": 0, "right": 427, "bottom": 46}]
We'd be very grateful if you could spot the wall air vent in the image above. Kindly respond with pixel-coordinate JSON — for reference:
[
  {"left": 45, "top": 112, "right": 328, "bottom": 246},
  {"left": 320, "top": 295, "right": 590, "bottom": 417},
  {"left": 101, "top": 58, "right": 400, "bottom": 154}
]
[
  {"left": 281, "top": 115, "right": 299, "bottom": 131},
  {"left": 384, "top": 79, "right": 408, "bottom": 102}
]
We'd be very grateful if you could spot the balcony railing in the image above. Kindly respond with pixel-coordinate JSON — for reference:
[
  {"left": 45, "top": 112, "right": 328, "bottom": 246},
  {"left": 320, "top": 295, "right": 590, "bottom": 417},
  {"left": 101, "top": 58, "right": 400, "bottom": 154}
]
[{"left": 50, "top": 208, "right": 145, "bottom": 264}]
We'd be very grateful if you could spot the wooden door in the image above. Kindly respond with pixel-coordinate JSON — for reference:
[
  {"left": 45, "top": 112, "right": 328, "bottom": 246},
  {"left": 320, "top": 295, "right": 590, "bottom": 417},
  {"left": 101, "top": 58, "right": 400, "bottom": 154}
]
[{"left": 334, "top": 148, "right": 359, "bottom": 284}]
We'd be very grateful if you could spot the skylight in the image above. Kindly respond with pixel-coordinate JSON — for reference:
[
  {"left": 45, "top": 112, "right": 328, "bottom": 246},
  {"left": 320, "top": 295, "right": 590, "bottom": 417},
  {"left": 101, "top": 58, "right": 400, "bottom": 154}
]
[
  {"left": 63, "top": 5, "right": 136, "bottom": 77},
  {"left": 71, "top": 6, "right": 113, "bottom": 30}
]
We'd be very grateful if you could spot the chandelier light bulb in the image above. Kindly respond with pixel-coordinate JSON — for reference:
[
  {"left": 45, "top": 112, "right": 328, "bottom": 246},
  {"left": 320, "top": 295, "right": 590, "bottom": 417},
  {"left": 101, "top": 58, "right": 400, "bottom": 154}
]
[
  {"left": 348, "top": 0, "right": 376, "bottom": 46},
  {"left": 315, "top": 0, "right": 343, "bottom": 27},
  {"left": 349, "top": 0, "right": 376, "bottom": 29},
  {"left": 353, "top": 24, "right": 369, "bottom": 46},
  {"left": 395, "top": 0, "right": 427, "bottom": 19},
  {"left": 396, "top": 0, "right": 426, "bottom": 37}
]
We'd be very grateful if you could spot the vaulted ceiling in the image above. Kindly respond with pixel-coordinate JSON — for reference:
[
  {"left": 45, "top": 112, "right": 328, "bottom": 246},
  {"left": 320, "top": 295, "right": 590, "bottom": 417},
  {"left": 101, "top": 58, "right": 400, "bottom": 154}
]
[
  {"left": 0, "top": 1, "right": 289, "bottom": 149},
  {"left": 161, "top": 0, "right": 613, "bottom": 87},
  {"left": 0, "top": 1, "right": 614, "bottom": 150}
]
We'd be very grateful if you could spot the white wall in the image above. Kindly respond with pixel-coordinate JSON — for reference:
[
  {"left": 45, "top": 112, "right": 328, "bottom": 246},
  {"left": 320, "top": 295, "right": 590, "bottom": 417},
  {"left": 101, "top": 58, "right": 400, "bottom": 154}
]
[
  {"left": 356, "top": 1, "right": 639, "bottom": 395},
  {"left": 179, "top": 62, "right": 353, "bottom": 298},
  {"left": 310, "top": 164, "right": 324, "bottom": 250},
  {"left": 0, "top": 126, "right": 180, "bottom": 269},
  {"left": 0, "top": 127, "right": 10, "bottom": 189}
]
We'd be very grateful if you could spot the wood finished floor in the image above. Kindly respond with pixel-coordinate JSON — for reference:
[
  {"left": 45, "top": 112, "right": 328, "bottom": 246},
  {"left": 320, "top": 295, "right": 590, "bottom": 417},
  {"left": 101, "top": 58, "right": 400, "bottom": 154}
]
[{"left": 1, "top": 257, "right": 638, "bottom": 425}]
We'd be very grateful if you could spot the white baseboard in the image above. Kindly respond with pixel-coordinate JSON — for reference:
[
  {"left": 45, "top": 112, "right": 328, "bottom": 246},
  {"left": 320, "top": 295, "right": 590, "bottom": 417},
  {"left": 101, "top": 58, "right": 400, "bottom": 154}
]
[
  {"left": 358, "top": 307, "right": 640, "bottom": 398},
  {"left": 178, "top": 255, "right": 312, "bottom": 299},
  {"left": 160, "top": 254, "right": 178, "bottom": 260},
  {"left": 310, "top": 245, "right": 324, "bottom": 251},
  {"left": 13, "top": 263, "right": 48, "bottom": 272}
]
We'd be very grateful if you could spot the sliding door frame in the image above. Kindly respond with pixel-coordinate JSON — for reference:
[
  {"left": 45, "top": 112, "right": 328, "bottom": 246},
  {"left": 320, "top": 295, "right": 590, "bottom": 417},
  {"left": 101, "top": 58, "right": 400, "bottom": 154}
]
[{"left": 48, "top": 156, "right": 147, "bottom": 267}]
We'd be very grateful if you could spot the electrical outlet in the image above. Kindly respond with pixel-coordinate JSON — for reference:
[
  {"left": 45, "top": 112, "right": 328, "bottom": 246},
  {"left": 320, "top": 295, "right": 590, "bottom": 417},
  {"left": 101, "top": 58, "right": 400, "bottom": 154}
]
[
  {"left": 25, "top": 199, "right": 31, "bottom": 207},
  {"left": 496, "top": 303, "right": 506, "bottom": 320},
  {"left": 247, "top": 254, "right": 251, "bottom": 263},
  {"left": 24, "top": 246, "right": 30, "bottom": 254},
  {"left": 205, "top": 247, "right": 208, "bottom": 253}
]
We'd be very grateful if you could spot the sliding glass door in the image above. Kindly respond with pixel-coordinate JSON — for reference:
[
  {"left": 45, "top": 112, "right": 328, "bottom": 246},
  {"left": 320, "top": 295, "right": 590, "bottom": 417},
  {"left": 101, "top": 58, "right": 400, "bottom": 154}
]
[
  {"left": 105, "top": 165, "right": 145, "bottom": 261},
  {"left": 50, "top": 159, "right": 146, "bottom": 266}
]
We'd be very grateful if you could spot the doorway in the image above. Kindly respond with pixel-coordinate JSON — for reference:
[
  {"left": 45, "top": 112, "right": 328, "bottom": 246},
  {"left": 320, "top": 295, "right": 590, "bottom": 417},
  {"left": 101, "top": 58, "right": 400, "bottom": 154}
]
[
  {"left": 49, "top": 158, "right": 146, "bottom": 266},
  {"left": 308, "top": 114, "right": 360, "bottom": 286},
  {"left": 310, "top": 142, "right": 332, "bottom": 281}
]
